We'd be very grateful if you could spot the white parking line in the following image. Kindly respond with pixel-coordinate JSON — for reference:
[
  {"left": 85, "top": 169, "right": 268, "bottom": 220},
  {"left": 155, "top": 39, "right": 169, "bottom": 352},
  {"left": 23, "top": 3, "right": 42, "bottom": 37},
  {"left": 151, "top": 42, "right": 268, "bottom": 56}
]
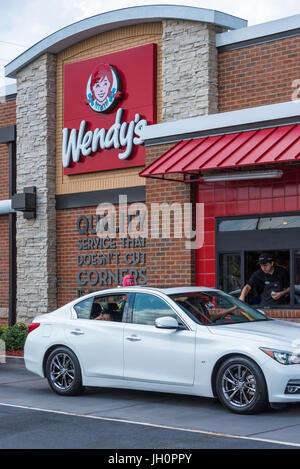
[{"left": 0, "top": 401, "right": 299, "bottom": 448}]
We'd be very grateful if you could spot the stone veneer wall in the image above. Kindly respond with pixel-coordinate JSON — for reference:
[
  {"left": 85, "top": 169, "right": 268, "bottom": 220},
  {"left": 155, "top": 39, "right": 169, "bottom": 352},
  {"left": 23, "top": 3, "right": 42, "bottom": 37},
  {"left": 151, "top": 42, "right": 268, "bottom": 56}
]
[
  {"left": 162, "top": 20, "right": 221, "bottom": 122},
  {"left": 16, "top": 54, "right": 57, "bottom": 322}
]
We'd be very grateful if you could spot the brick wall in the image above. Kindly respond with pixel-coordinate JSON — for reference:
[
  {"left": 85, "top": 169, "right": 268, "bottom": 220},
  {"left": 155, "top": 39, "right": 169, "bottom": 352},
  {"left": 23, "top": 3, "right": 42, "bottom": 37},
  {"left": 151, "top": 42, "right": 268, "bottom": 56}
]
[
  {"left": 56, "top": 205, "right": 147, "bottom": 307},
  {"left": 0, "top": 98, "right": 16, "bottom": 326},
  {"left": 143, "top": 144, "right": 196, "bottom": 287},
  {"left": 218, "top": 36, "right": 300, "bottom": 112},
  {"left": 0, "top": 99, "right": 16, "bottom": 127}
]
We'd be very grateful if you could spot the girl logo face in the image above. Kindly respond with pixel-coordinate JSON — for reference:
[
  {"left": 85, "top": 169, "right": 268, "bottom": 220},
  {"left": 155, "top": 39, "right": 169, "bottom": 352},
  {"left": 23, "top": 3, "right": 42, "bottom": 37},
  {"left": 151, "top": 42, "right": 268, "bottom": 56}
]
[
  {"left": 92, "top": 75, "right": 111, "bottom": 106},
  {"left": 87, "top": 63, "right": 122, "bottom": 113}
]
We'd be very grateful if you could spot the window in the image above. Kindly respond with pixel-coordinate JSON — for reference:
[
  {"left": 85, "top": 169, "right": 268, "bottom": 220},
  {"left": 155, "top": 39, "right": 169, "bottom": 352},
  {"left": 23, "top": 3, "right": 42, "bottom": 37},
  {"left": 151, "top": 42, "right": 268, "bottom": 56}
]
[
  {"left": 219, "top": 253, "right": 241, "bottom": 293},
  {"left": 216, "top": 214, "right": 300, "bottom": 307},
  {"left": 258, "top": 216, "right": 300, "bottom": 230},
  {"left": 170, "top": 291, "right": 267, "bottom": 326},
  {"left": 91, "top": 294, "right": 126, "bottom": 322},
  {"left": 73, "top": 297, "right": 94, "bottom": 319},
  {"left": 219, "top": 218, "right": 258, "bottom": 232},
  {"left": 218, "top": 215, "right": 300, "bottom": 232},
  {"left": 294, "top": 251, "right": 300, "bottom": 305},
  {"left": 132, "top": 293, "right": 177, "bottom": 326},
  {"left": 74, "top": 294, "right": 126, "bottom": 321},
  {"left": 218, "top": 250, "right": 291, "bottom": 306}
]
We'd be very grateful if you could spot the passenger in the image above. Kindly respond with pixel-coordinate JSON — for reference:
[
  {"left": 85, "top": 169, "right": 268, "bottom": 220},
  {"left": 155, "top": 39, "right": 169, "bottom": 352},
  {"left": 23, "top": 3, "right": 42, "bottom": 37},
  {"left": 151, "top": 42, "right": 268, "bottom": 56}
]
[
  {"left": 94, "top": 312, "right": 112, "bottom": 321},
  {"left": 105, "top": 296, "right": 119, "bottom": 311}
]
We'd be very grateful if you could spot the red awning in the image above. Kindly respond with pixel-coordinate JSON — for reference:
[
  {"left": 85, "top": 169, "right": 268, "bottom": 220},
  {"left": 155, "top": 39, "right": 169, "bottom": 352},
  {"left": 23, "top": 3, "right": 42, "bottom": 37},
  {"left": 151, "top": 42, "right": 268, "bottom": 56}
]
[{"left": 140, "top": 124, "right": 300, "bottom": 180}]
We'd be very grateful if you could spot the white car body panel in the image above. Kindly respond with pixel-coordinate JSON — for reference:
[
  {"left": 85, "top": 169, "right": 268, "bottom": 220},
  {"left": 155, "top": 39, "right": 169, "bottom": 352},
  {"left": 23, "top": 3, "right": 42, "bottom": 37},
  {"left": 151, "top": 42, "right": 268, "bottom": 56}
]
[
  {"left": 24, "top": 287, "right": 300, "bottom": 405},
  {"left": 65, "top": 319, "right": 124, "bottom": 379},
  {"left": 123, "top": 323, "right": 196, "bottom": 386}
]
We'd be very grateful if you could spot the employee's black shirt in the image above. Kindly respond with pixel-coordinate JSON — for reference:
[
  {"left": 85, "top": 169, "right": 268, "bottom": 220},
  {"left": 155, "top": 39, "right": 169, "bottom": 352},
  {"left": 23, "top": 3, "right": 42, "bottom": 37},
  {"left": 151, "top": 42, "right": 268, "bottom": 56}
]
[{"left": 247, "top": 265, "right": 289, "bottom": 306}]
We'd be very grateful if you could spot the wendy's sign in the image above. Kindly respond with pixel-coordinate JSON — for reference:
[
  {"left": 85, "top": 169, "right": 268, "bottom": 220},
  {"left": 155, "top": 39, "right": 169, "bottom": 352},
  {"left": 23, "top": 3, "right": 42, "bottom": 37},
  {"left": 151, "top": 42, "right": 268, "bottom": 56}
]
[{"left": 63, "top": 44, "right": 156, "bottom": 175}]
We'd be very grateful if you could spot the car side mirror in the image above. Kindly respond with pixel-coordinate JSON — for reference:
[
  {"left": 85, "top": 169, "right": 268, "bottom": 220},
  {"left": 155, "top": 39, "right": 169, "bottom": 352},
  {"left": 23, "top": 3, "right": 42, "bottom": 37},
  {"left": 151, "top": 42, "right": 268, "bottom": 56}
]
[{"left": 155, "top": 316, "right": 179, "bottom": 329}]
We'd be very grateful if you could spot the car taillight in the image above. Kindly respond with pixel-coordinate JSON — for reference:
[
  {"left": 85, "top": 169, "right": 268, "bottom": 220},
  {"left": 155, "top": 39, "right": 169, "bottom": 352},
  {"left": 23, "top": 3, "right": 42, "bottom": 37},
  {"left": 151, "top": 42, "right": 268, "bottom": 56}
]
[{"left": 27, "top": 323, "right": 40, "bottom": 334}]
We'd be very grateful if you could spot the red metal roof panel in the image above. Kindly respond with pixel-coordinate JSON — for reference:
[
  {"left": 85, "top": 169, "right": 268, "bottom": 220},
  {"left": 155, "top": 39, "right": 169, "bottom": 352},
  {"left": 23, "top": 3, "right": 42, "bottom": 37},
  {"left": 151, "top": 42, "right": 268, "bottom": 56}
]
[{"left": 139, "top": 124, "right": 300, "bottom": 178}]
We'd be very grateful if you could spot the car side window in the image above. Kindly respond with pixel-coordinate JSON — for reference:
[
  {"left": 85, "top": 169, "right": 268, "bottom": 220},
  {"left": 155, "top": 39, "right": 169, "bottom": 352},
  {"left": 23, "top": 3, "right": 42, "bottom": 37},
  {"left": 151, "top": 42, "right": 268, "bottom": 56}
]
[
  {"left": 73, "top": 297, "right": 94, "bottom": 319},
  {"left": 132, "top": 293, "right": 177, "bottom": 326},
  {"left": 91, "top": 294, "right": 127, "bottom": 322}
]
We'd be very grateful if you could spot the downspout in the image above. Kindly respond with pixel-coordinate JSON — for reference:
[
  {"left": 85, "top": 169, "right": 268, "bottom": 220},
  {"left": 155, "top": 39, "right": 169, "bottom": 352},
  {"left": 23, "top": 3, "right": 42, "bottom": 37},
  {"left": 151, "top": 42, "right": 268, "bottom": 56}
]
[
  {"left": 0, "top": 125, "right": 16, "bottom": 326},
  {"left": 8, "top": 138, "right": 16, "bottom": 326}
]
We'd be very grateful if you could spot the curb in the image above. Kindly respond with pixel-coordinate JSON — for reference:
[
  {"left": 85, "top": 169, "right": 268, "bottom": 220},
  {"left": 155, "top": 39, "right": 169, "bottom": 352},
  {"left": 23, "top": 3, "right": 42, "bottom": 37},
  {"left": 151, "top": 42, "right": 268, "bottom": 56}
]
[{"left": 0, "top": 355, "right": 25, "bottom": 364}]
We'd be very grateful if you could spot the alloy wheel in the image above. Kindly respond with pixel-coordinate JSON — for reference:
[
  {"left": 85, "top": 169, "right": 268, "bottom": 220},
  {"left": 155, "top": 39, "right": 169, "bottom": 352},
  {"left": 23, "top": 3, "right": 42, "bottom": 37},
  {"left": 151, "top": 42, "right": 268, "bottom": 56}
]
[
  {"left": 221, "top": 364, "right": 257, "bottom": 408},
  {"left": 49, "top": 352, "right": 75, "bottom": 391}
]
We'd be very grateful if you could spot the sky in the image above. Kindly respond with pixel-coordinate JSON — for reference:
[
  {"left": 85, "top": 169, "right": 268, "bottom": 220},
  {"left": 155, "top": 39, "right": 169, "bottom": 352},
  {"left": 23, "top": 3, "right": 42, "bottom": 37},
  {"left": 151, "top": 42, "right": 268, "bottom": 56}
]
[{"left": 1, "top": 0, "right": 300, "bottom": 88}]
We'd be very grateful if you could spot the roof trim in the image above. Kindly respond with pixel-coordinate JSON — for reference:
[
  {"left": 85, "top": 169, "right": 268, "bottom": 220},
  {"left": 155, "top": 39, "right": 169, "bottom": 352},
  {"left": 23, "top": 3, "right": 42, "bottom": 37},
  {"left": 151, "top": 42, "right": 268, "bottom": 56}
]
[
  {"left": 5, "top": 4, "right": 246, "bottom": 79},
  {"left": 216, "top": 14, "right": 300, "bottom": 49},
  {"left": 140, "top": 101, "right": 300, "bottom": 145}
]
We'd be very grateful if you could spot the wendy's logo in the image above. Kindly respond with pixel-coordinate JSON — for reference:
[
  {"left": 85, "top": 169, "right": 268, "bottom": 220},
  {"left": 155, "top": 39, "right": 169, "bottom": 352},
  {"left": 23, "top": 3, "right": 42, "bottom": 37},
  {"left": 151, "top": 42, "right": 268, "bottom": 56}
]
[{"left": 86, "top": 63, "right": 123, "bottom": 113}]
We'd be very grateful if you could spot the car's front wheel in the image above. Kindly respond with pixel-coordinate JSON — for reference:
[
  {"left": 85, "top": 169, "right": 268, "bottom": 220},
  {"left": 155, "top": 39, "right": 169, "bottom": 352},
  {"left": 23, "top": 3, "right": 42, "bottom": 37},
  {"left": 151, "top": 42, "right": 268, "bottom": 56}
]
[
  {"left": 45, "top": 347, "right": 85, "bottom": 396},
  {"left": 215, "top": 356, "right": 268, "bottom": 414}
]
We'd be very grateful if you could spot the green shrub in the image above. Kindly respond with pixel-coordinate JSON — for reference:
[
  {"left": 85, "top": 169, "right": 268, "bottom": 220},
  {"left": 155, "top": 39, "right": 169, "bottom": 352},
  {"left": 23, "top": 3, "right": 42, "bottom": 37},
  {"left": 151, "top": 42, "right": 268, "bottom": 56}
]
[
  {"left": 2, "top": 323, "right": 27, "bottom": 351},
  {"left": 0, "top": 326, "right": 8, "bottom": 339}
]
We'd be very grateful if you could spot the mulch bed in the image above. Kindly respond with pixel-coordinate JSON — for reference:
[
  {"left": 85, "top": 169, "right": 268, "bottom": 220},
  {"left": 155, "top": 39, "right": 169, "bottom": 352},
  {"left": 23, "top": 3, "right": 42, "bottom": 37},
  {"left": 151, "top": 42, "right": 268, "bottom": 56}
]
[{"left": 4, "top": 350, "right": 24, "bottom": 357}]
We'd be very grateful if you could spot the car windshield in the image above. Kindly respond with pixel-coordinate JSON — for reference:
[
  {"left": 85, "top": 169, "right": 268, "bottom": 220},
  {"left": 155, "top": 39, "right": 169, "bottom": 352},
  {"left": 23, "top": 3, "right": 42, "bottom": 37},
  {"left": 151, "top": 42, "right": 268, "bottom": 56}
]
[{"left": 169, "top": 291, "right": 269, "bottom": 326}]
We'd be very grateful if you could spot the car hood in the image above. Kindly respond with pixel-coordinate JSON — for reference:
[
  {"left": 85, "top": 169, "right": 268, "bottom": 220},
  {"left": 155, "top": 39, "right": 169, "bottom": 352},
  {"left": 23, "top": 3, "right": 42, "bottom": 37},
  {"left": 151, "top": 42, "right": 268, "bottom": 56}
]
[{"left": 207, "top": 319, "right": 300, "bottom": 349}]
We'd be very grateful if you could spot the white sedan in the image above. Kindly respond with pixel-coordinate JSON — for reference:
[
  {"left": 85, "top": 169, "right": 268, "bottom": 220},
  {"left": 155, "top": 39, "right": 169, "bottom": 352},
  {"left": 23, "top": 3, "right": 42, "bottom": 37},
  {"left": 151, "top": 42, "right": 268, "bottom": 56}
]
[{"left": 24, "top": 286, "right": 300, "bottom": 414}]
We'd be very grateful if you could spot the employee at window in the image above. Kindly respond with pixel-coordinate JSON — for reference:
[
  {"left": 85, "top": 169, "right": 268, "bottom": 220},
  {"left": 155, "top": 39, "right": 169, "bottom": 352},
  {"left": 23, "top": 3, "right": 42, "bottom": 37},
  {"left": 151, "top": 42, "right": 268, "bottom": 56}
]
[{"left": 239, "top": 252, "right": 290, "bottom": 306}]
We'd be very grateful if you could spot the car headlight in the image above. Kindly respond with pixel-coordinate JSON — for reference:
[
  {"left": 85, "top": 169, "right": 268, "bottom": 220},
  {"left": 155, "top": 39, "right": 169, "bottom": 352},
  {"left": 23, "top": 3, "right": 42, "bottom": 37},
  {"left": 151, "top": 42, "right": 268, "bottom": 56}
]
[{"left": 260, "top": 347, "right": 300, "bottom": 365}]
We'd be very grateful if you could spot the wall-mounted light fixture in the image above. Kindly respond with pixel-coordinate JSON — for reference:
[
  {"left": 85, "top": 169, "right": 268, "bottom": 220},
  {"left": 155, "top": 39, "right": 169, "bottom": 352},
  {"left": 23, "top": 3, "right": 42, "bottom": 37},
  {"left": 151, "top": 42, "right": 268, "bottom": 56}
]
[
  {"left": 202, "top": 169, "right": 283, "bottom": 182},
  {"left": 11, "top": 186, "right": 36, "bottom": 219}
]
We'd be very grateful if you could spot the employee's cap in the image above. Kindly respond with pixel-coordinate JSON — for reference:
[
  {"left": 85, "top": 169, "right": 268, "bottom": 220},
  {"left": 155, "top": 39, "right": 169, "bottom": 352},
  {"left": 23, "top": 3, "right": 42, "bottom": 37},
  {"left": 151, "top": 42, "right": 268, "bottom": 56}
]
[{"left": 258, "top": 252, "right": 274, "bottom": 265}]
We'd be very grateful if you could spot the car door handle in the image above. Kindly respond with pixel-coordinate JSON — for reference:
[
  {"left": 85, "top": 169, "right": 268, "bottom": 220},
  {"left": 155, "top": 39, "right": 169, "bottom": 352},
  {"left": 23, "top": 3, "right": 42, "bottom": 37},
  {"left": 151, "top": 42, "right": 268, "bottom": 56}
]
[
  {"left": 126, "top": 335, "right": 141, "bottom": 342},
  {"left": 70, "top": 329, "right": 85, "bottom": 335}
]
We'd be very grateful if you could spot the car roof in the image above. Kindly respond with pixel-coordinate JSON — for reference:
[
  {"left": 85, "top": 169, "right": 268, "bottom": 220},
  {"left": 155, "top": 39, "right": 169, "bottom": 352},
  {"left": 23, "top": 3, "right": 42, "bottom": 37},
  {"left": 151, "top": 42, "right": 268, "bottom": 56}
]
[
  {"left": 148, "top": 286, "right": 218, "bottom": 294},
  {"left": 73, "top": 286, "right": 218, "bottom": 303}
]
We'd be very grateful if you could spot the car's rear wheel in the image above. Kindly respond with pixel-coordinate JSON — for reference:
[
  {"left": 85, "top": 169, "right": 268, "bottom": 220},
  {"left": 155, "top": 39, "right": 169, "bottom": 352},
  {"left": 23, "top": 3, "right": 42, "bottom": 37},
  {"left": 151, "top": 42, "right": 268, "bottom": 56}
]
[
  {"left": 215, "top": 356, "right": 268, "bottom": 414},
  {"left": 46, "top": 347, "right": 85, "bottom": 396}
]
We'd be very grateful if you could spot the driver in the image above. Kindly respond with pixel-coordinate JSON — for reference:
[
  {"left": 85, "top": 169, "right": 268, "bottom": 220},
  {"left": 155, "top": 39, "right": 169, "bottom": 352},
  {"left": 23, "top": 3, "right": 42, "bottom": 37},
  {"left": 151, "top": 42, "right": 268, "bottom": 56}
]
[{"left": 176, "top": 297, "right": 239, "bottom": 324}]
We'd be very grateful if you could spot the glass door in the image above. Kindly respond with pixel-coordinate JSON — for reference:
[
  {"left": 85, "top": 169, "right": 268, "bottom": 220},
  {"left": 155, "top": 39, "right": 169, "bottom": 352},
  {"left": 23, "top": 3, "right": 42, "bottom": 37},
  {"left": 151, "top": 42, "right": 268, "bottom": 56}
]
[{"left": 218, "top": 252, "right": 242, "bottom": 294}]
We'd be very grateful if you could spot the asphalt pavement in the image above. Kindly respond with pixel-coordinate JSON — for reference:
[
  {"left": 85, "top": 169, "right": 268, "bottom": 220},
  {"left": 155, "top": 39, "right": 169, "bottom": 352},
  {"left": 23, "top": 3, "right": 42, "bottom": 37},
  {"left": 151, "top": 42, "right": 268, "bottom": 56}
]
[{"left": 1, "top": 357, "right": 300, "bottom": 450}]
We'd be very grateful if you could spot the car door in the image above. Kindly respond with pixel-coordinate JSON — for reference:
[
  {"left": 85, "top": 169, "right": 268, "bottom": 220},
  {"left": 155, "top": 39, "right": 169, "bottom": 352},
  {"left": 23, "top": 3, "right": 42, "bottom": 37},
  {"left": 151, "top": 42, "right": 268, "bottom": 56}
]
[
  {"left": 65, "top": 293, "right": 128, "bottom": 379},
  {"left": 124, "top": 292, "right": 196, "bottom": 386}
]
